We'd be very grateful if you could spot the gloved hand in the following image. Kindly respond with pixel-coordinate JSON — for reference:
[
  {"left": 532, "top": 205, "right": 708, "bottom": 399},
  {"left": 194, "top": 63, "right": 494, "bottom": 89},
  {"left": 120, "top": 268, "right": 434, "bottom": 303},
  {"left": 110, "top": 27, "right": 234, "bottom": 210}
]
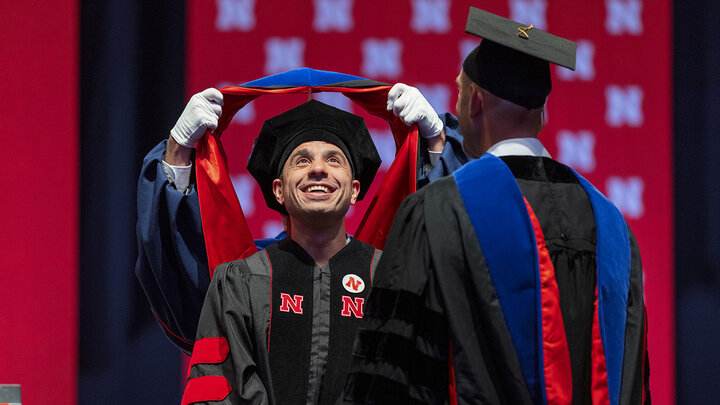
[
  {"left": 387, "top": 83, "right": 443, "bottom": 138},
  {"left": 170, "top": 88, "right": 224, "bottom": 148}
]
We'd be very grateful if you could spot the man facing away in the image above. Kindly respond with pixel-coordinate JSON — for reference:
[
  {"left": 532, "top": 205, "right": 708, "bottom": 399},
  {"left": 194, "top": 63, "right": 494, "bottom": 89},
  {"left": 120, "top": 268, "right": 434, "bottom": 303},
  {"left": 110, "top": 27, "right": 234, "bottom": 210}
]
[
  {"left": 181, "top": 100, "right": 384, "bottom": 404},
  {"left": 343, "top": 8, "right": 650, "bottom": 405}
]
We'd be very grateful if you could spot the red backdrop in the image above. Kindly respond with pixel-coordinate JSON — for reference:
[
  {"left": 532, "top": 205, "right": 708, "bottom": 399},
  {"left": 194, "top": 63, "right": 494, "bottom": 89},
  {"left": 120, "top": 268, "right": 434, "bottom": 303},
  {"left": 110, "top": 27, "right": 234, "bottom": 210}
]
[
  {"left": 188, "top": 0, "right": 673, "bottom": 403},
  {"left": 0, "top": 0, "right": 78, "bottom": 404}
]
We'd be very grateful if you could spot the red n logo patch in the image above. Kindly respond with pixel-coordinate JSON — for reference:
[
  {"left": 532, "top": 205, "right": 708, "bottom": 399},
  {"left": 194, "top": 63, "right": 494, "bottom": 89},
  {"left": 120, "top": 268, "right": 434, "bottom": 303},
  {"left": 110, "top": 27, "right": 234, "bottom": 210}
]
[
  {"left": 342, "top": 273, "right": 365, "bottom": 293},
  {"left": 279, "top": 293, "right": 304, "bottom": 314},
  {"left": 341, "top": 296, "right": 364, "bottom": 318},
  {"left": 345, "top": 276, "right": 362, "bottom": 292}
]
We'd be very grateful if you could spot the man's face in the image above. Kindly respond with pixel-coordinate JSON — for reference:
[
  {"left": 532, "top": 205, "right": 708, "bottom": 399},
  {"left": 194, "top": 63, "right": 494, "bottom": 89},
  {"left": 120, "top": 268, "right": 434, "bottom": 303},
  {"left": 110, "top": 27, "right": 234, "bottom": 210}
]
[
  {"left": 455, "top": 70, "right": 483, "bottom": 158},
  {"left": 272, "top": 141, "right": 360, "bottom": 222}
]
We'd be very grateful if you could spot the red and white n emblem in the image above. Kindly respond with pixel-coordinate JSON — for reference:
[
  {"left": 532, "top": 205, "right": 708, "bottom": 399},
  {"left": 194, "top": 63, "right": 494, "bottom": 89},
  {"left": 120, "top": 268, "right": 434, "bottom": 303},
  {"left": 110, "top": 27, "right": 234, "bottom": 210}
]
[
  {"left": 279, "top": 293, "right": 304, "bottom": 314},
  {"left": 342, "top": 273, "right": 365, "bottom": 293},
  {"left": 341, "top": 296, "right": 364, "bottom": 318}
]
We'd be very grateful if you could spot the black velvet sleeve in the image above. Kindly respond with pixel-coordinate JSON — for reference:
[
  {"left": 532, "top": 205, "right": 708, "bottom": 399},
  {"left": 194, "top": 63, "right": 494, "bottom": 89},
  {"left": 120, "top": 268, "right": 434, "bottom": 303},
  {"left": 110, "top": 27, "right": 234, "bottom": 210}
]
[
  {"left": 187, "top": 260, "right": 272, "bottom": 405},
  {"left": 342, "top": 192, "right": 449, "bottom": 405},
  {"left": 620, "top": 226, "right": 651, "bottom": 405}
]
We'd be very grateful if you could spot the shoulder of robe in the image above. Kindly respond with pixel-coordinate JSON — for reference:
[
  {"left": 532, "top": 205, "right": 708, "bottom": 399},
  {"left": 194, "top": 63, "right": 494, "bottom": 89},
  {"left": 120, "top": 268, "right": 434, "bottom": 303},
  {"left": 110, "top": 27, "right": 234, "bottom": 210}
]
[
  {"left": 213, "top": 250, "right": 272, "bottom": 282},
  {"left": 421, "top": 175, "right": 466, "bottom": 218},
  {"left": 348, "top": 237, "right": 381, "bottom": 256},
  {"left": 387, "top": 175, "right": 465, "bottom": 236},
  {"left": 422, "top": 174, "right": 483, "bottom": 263}
]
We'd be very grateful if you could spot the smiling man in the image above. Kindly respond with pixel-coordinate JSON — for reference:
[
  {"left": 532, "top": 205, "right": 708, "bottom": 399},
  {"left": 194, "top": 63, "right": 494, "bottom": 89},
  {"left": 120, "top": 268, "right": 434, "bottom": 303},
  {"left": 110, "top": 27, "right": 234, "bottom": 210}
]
[{"left": 181, "top": 100, "right": 382, "bottom": 405}]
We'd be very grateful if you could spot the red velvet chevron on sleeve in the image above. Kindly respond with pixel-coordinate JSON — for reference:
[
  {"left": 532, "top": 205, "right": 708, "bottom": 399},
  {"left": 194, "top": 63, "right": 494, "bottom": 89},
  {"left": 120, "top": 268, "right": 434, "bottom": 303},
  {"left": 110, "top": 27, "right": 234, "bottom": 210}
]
[
  {"left": 189, "top": 337, "right": 230, "bottom": 367},
  {"left": 181, "top": 375, "right": 232, "bottom": 405}
]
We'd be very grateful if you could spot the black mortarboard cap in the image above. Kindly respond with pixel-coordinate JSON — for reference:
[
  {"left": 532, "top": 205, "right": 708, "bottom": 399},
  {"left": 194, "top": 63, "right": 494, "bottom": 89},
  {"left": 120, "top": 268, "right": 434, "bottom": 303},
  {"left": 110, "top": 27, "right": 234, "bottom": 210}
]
[
  {"left": 247, "top": 99, "right": 381, "bottom": 214},
  {"left": 462, "top": 7, "right": 577, "bottom": 109}
]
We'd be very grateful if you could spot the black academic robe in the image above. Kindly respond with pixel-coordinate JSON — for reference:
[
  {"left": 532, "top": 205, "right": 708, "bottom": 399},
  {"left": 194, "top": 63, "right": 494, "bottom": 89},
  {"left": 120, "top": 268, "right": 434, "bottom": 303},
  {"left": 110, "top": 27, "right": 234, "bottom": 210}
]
[
  {"left": 183, "top": 237, "right": 381, "bottom": 405},
  {"left": 342, "top": 156, "right": 650, "bottom": 405},
  {"left": 136, "top": 122, "right": 467, "bottom": 353}
]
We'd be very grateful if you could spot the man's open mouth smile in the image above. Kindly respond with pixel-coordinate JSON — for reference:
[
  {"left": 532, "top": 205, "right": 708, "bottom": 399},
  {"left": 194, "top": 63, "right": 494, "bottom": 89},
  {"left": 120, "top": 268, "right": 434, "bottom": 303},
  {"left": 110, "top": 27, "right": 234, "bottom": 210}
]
[{"left": 301, "top": 183, "right": 337, "bottom": 195}]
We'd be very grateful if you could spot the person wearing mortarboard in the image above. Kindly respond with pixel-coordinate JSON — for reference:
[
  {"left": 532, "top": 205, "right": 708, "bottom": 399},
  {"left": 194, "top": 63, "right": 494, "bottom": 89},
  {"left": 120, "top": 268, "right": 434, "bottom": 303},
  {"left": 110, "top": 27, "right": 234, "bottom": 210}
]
[
  {"left": 179, "top": 100, "right": 386, "bottom": 404},
  {"left": 135, "top": 74, "right": 469, "bottom": 356},
  {"left": 342, "top": 8, "right": 650, "bottom": 405}
]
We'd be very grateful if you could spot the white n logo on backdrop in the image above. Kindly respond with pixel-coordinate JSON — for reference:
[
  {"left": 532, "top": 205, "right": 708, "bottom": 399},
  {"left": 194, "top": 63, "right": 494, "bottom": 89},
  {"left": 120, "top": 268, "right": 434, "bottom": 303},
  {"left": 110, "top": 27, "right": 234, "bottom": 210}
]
[
  {"left": 556, "top": 40, "right": 595, "bottom": 81},
  {"left": 557, "top": 130, "right": 596, "bottom": 173},
  {"left": 606, "top": 85, "right": 644, "bottom": 127},
  {"left": 313, "top": 0, "right": 354, "bottom": 32},
  {"left": 264, "top": 38, "right": 305, "bottom": 75},
  {"left": 606, "top": 0, "right": 643, "bottom": 35},
  {"left": 411, "top": 0, "right": 450, "bottom": 33},
  {"left": 606, "top": 176, "right": 645, "bottom": 219},
  {"left": 362, "top": 39, "right": 403, "bottom": 78},
  {"left": 509, "top": 0, "right": 548, "bottom": 30},
  {"left": 216, "top": 0, "right": 256, "bottom": 32}
]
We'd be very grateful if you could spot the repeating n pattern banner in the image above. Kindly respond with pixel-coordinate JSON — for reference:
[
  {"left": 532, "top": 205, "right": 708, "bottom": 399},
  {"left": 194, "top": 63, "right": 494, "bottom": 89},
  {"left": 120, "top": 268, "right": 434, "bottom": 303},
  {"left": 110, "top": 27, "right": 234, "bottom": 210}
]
[{"left": 188, "top": 0, "right": 673, "bottom": 403}]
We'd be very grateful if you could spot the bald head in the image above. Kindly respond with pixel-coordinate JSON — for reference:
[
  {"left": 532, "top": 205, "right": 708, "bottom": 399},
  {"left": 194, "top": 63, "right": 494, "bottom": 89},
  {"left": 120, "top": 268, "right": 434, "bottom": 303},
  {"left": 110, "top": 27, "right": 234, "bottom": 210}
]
[{"left": 455, "top": 69, "right": 545, "bottom": 158}]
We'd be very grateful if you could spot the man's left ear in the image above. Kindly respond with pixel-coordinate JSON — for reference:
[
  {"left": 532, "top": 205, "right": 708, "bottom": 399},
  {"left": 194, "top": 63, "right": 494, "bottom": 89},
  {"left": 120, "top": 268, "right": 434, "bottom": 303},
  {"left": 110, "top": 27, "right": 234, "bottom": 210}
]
[{"left": 350, "top": 180, "right": 361, "bottom": 205}]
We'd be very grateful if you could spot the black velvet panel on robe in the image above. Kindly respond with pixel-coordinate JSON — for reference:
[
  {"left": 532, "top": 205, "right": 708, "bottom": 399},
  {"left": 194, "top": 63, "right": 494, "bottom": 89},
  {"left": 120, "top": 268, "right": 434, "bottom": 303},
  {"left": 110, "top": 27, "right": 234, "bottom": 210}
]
[
  {"left": 190, "top": 237, "right": 379, "bottom": 405},
  {"left": 343, "top": 156, "right": 649, "bottom": 405}
]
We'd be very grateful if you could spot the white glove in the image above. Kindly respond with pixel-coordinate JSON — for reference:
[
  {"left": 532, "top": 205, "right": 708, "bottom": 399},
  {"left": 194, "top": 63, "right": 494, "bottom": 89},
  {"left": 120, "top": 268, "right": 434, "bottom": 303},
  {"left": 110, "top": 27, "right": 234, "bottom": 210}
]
[
  {"left": 387, "top": 83, "right": 443, "bottom": 139},
  {"left": 170, "top": 88, "right": 224, "bottom": 147}
]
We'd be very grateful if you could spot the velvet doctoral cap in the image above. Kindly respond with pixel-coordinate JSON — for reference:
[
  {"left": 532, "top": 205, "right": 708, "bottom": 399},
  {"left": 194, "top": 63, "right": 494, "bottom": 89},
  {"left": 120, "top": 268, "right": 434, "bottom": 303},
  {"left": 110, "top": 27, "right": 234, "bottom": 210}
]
[
  {"left": 462, "top": 7, "right": 577, "bottom": 109},
  {"left": 247, "top": 99, "right": 381, "bottom": 214}
]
